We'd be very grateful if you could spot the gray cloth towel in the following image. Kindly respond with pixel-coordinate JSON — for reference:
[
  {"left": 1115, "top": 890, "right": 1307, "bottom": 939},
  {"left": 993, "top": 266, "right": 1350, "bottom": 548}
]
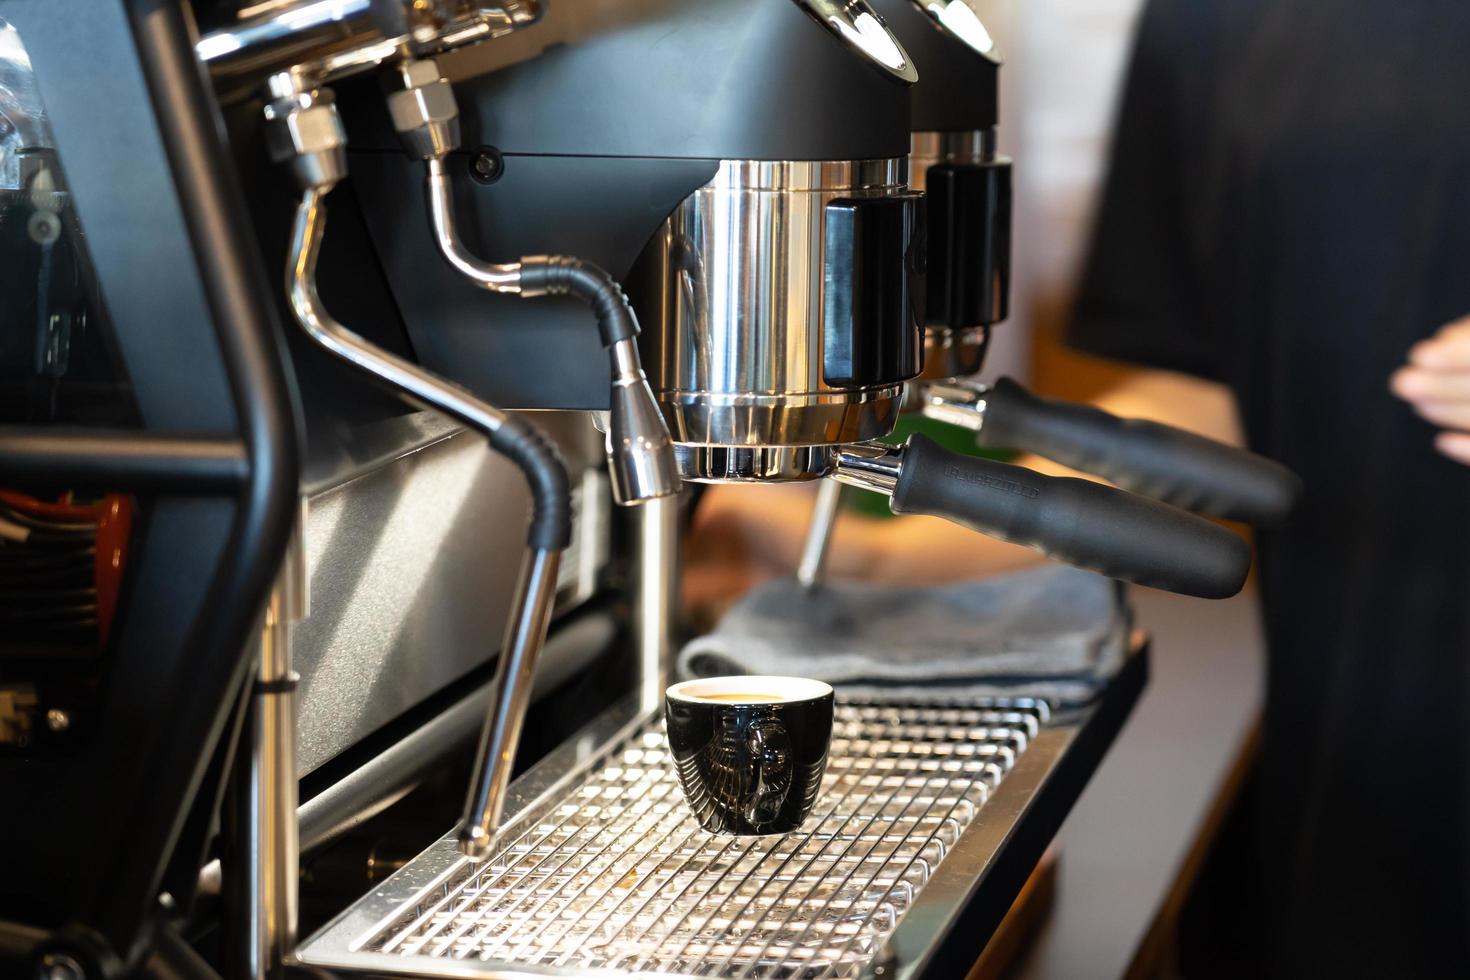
[{"left": 678, "top": 565, "right": 1128, "bottom": 707}]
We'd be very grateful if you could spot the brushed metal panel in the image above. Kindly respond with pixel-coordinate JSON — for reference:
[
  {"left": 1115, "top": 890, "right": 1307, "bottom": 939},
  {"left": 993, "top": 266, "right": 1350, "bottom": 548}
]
[{"left": 294, "top": 413, "right": 607, "bottom": 775}]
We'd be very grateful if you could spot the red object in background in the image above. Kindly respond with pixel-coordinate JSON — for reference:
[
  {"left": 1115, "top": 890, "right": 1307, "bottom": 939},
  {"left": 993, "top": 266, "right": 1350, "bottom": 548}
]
[{"left": 0, "top": 489, "right": 134, "bottom": 644}]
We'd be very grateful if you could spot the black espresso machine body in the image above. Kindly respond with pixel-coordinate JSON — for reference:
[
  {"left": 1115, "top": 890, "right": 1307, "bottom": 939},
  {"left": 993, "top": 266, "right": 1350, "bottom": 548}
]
[{"left": 336, "top": 0, "right": 918, "bottom": 411}]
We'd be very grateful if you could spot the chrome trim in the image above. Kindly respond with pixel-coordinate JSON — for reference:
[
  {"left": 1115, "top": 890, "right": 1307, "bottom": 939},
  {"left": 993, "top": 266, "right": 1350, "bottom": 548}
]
[
  {"left": 792, "top": 0, "right": 919, "bottom": 83},
  {"left": 832, "top": 442, "right": 903, "bottom": 496},
  {"left": 796, "top": 478, "right": 844, "bottom": 588},
  {"left": 197, "top": 0, "right": 541, "bottom": 95},
  {"left": 458, "top": 548, "right": 562, "bottom": 860},
  {"left": 914, "top": 378, "right": 989, "bottom": 432},
  {"left": 674, "top": 444, "right": 838, "bottom": 483},
  {"left": 905, "top": 0, "right": 1002, "bottom": 64},
  {"left": 425, "top": 155, "right": 523, "bottom": 293},
  {"left": 917, "top": 325, "right": 988, "bottom": 381},
  {"left": 705, "top": 157, "right": 908, "bottom": 192},
  {"left": 908, "top": 129, "right": 996, "bottom": 193},
  {"left": 241, "top": 512, "right": 308, "bottom": 980},
  {"left": 634, "top": 496, "right": 680, "bottom": 710},
  {"left": 660, "top": 386, "right": 906, "bottom": 449},
  {"left": 639, "top": 158, "right": 917, "bottom": 455}
]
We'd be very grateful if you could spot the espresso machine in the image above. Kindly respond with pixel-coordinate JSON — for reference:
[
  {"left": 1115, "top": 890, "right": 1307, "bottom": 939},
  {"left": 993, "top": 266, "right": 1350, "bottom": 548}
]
[
  {"left": 790, "top": 0, "right": 1301, "bottom": 586},
  {"left": 0, "top": 1, "right": 1286, "bottom": 977}
]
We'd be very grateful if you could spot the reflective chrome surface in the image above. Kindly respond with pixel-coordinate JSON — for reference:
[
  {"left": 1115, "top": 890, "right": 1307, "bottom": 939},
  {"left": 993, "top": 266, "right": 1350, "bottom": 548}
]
[
  {"left": 0, "top": 17, "right": 48, "bottom": 189},
  {"left": 197, "top": 0, "right": 540, "bottom": 96},
  {"left": 242, "top": 512, "right": 308, "bottom": 980},
  {"left": 675, "top": 444, "right": 839, "bottom": 483},
  {"left": 458, "top": 546, "right": 561, "bottom": 860},
  {"left": 793, "top": 0, "right": 918, "bottom": 83},
  {"left": 605, "top": 337, "right": 682, "bottom": 505},
  {"left": 906, "top": 0, "right": 1002, "bottom": 63},
  {"left": 299, "top": 693, "right": 1060, "bottom": 977},
  {"left": 915, "top": 378, "right": 988, "bottom": 431},
  {"left": 908, "top": 129, "right": 996, "bottom": 192},
  {"left": 634, "top": 495, "right": 681, "bottom": 711},
  {"left": 796, "top": 478, "right": 844, "bottom": 588},
  {"left": 918, "top": 324, "right": 988, "bottom": 380},
  {"left": 639, "top": 158, "right": 917, "bottom": 462},
  {"left": 832, "top": 442, "right": 903, "bottom": 496},
  {"left": 425, "top": 156, "right": 523, "bottom": 292}
]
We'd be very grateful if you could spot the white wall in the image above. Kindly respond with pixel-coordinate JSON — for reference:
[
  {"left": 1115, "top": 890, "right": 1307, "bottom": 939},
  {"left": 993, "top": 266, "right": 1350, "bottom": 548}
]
[{"left": 978, "top": 0, "right": 1148, "bottom": 384}]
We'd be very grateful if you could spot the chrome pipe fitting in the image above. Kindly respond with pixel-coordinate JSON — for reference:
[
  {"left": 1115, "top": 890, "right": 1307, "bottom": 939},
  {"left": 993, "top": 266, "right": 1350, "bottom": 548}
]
[
  {"left": 831, "top": 442, "right": 904, "bottom": 497},
  {"left": 914, "top": 378, "right": 989, "bottom": 431}
]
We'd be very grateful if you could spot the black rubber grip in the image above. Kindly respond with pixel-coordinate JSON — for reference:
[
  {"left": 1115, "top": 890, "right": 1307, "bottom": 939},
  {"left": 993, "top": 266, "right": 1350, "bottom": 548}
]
[
  {"left": 487, "top": 413, "right": 572, "bottom": 550},
  {"left": 890, "top": 434, "right": 1251, "bottom": 599},
  {"left": 976, "top": 378, "right": 1302, "bottom": 526},
  {"left": 518, "top": 255, "right": 639, "bottom": 346}
]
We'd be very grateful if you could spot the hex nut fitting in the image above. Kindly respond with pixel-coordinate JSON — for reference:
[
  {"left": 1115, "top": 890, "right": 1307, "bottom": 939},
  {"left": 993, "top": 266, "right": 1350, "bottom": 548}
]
[
  {"left": 384, "top": 59, "right": 461, "bottom": 160},
  {"left": 263, "top": 88, "right": 347, "bottom": 191}
]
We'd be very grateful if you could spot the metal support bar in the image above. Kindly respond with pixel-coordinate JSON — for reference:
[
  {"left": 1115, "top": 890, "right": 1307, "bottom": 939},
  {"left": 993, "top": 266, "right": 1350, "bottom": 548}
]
[
  {"left": 796, "top": 478, "right": 843, "bottom": 589},
  {"left": 241, "top": 507, "right": 308, "bottom": 980},
  {"left": 0, "top": 429, "right": 247, "bottom": 491},
  {"left": 634, "top": 494, "right": 680, "bottom": 708},
  {"left": 457, "top": 547, "right": 562, "bottom": 860}
]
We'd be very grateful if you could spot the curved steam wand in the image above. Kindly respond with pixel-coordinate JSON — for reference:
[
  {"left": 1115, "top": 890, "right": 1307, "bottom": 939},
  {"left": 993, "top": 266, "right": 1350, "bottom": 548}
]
[
  {"left": 388, "top": 57, "right": 679, "bottom": 506},
  {"left": 270, "top": 82, "right": 567, "bottom": 860}
]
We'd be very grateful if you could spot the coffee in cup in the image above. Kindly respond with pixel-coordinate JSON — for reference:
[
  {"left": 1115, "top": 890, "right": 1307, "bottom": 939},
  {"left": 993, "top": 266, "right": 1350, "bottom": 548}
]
[{"left": 665, "top": 676, "right": 834, "bottom": 835}]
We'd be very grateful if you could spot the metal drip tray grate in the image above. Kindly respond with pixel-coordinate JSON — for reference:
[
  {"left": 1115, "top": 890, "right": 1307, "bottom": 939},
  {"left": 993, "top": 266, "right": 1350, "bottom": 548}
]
[{"left": 301, "top": 698, "right": 1050, "bottom": 979}]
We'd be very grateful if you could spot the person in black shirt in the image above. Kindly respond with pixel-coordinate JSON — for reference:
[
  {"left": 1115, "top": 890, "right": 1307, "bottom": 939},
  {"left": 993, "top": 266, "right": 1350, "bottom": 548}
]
[{"left": 1072, "top": 1, "right": 1470, "bottom": 975}]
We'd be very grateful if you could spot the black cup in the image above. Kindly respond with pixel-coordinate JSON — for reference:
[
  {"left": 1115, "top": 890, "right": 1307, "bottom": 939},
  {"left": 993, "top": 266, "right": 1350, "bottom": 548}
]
[{"left": 665, "top": 676, "right": 835, "bottom": 835}]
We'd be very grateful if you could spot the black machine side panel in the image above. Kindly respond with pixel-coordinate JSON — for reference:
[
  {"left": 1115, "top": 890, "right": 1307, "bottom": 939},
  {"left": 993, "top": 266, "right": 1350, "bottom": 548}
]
[
  {"left": 382, "top": 0, "right": 913, "bottom": 161},
  {"left": 347, "top": 150, "right": 718, "bottom": 410},
  {"left": 871, "top": 0, "right": 999, "bottom": 132}
]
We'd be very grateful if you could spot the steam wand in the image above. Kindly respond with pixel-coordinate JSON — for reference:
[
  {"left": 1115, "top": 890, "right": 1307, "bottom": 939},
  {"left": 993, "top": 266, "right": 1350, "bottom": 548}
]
[
  {"left": 386, "top": 58, "right": 680, "bottom": 506},
  {"left": 266, "top": 78, "right": 567, "bottom": 860}
]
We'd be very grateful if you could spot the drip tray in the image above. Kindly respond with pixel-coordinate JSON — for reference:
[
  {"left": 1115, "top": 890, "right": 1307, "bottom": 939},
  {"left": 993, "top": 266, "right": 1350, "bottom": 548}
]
[{"left": 298, "top": 652, "right": 1144, "bottom": 979}]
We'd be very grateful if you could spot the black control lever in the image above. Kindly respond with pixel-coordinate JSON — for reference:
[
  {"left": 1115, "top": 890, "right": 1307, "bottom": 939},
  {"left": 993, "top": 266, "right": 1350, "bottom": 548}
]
[
  {"left": 920, "top": 377, "right": 1302, "bottom": 526},
  {"left": 834, "top": 434, "right": 1252, "bottom": 599}
]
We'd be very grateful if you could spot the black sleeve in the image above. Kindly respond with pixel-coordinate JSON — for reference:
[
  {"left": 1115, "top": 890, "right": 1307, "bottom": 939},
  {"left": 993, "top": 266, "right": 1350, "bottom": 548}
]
[{"left": 1067, "top": 0, "right": 1223, "bottom": 380}]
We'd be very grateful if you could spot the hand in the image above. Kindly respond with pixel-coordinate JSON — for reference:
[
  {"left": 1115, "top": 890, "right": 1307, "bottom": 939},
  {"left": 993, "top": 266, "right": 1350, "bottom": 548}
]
[{"left": 1391, "top": 316, "right": 1470, "bottom": 465}]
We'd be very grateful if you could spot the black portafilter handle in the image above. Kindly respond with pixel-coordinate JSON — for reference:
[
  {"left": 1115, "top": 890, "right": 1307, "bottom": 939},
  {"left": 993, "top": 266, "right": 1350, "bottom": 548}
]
[
  {"left": 975, "top": 378, "right": 1302, "bottom": 526},
  {"left": 850, "top": 434, "right": 1251, "bottom": 599}
]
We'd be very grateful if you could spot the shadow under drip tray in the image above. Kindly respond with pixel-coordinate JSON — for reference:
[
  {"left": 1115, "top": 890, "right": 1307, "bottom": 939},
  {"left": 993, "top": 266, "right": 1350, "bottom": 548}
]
[{"left": 297, "top": 649, "right": 1146, "bottom": 979}]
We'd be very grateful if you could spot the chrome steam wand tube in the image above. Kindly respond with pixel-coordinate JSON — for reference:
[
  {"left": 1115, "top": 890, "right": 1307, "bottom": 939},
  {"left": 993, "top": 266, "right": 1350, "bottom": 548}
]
[
  {"left": 388, "top": 57, "right": 679, "bottom": 507},
  {"left": 270, "top": 81, "right": 569, "bottom": 861},
  {"left": 458, "top": 546, "right": 560, "bottom": 855}
]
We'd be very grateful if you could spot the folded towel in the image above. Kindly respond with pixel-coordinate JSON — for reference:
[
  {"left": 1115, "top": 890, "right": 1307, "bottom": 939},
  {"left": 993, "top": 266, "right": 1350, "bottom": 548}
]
[{"left": 677, "top": 565, "right": 1128, "bottom": 708}]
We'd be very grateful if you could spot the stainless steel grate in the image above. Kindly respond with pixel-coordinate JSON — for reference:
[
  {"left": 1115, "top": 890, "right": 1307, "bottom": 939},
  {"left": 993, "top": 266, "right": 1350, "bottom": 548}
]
[{"left": 344, "top": 699, "right": 1048, "bottom": 978}]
